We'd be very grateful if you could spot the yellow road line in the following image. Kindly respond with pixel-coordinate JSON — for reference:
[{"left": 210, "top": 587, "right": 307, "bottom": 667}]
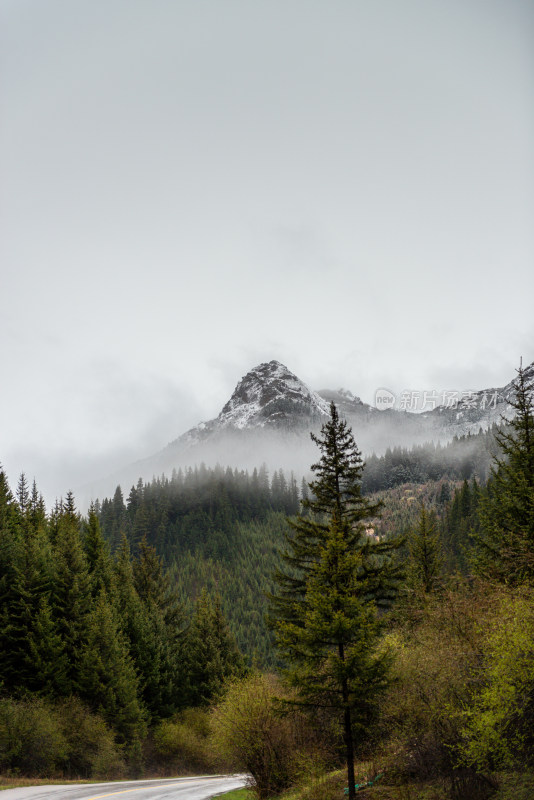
[{"left": 85, "top": 782, "right": 186, "bottom": 799}]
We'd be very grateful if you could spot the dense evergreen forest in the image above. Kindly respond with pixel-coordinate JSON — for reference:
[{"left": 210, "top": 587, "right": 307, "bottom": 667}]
[
  {"left": 0, "top": 473, "right": 245, "bottom": 776},
  {"left": 91, "top": 430, "right": 497, "bottom": 663},
  {"left": 97, "top": 464, "right": 300, "bottom": 560},
  {"left": 96, "top": 465, "right": 300, "bottom": 663}
]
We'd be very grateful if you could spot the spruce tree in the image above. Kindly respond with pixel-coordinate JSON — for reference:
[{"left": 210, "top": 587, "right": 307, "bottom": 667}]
[
  {"left": 0, "top": 470, "right": 24, "bottom": 692},
  {"left": 28, "top": 479, "right": 47, "bottom": 533},
  {"left": 269, "top": 403, "right": 402, "bottom": 800},
  {"left": 77, "top": 589, "right": 146, "bottom": 745},
  {"left": 0, "top": 473, "right": 58, "bottom": 694},
  {"left": 111, "top": 485, "right": 128, "bottom": 550},
  {"left": 183, "top": 591, "right": 245, "bottom": 707},
  {"left": 473, "top": 362, "right": 534, "bottom": 585},
  {"left": 84, "top": 504, "right": 115, "bottom": 599},
  {"left": 131, "top": 537, "right": 186, "bottom": 717},
  {"left": 50, "top": 496, "right": 92, "bottom": 693},
  {"left": 27, "top": 596, "right": 69, "bottom": 696},
  {"left": 407, "top": 503, "right": 442, "bottom": 593},
  {"left": 114, "top": 534, "right": 166, "bottom": 720}
]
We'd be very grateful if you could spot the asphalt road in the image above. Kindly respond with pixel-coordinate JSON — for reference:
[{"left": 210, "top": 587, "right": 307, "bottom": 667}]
[{"left": 0, "top": 774, "right": 248, "bottom": 800}]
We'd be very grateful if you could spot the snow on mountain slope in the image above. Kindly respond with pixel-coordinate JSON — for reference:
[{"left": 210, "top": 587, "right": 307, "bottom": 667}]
[
  {"left": 317, "top": 387, "right": 369, "bottom": 417},
  {"left": 422, "top": 361, "right": 534, "bottom": 437},
  {"left": 218, "top": 360, "right": 330, "bottom": 429},
  {"left": 163, "top": 360, "right": 331, "bottom": 456}
]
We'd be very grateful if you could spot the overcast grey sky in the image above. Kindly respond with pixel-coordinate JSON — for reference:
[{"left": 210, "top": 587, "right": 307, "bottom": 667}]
[{"left": 1, "top": 0, "right": 533, "bottom": 503}]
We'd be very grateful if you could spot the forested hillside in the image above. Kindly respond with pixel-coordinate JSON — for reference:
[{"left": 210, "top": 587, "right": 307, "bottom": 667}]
[
  {"left": 95, "top": 465, "right": 300, "bottom": 663},
  {"left": 0, "top": 472, "right": 244, "bottom": 776},
  {"left": 92, "top": 428, "right": 495, "bottom": 665},
  {"left": 97, "top": 464, "right": 299, "bottom": 560}
]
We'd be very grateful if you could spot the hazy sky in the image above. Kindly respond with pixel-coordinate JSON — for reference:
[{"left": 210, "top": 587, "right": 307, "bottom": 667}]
[{"left": 1, "top": 0, "right": 533, "bottom": 503}]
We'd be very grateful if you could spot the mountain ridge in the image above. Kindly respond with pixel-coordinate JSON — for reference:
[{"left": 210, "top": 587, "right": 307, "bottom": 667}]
[{"left": 83, "top": 359, "right": 532, "bottom": 504}]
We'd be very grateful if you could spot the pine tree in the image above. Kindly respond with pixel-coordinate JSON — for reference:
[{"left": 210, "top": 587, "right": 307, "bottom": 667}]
[
  {"left": 183, "top": 590, "right": 245, "bottom": 707},
  {"left": 0, "top": 473, "right": 58, "bottom": 694},
  {"left": 286, "top": 514, "right": 389, "bottom": 774},
  {"left": 50, "top": 497, "right": 92, "bottom": 693},
  {"left": 269, "top": 403, "right": 402, "bottom": 800},
  {"left": 473, "top": 362, "right": 534, "bottom": 585},
  {"left": 407, "top": 503, "right": 442, "bottom": 593},
  {"left": 114, "top": 534, "right": 164, "bottom": 719},
  {"left": 77, "top": 589, "right": 146, "bottom": 744},
  {"left": 16, "top": 473, "right": 30, "bottom": 515},
  {"left": 111, "top": 485, "right": 128, "bottom": 550},
  {"left": 28, "top": 479, "right": 47, "bottom": 532},
  {"left": 131, "top": 537, "right": 186, "bottom": 717},
  {"left": 84, "top": 504, "right": 115, "bottom": 599},
  {"left": 0, "top": 470, "right": 23, "bottom": 692},
  {"left": 132, "top": 502, "right": 151, "bottom": 554},
  {"left": 27, "top": 596, "right": 69, "bottom": 696}
]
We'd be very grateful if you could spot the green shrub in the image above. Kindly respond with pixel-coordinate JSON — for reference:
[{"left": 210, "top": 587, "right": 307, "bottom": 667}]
[
  {"left": 210, "top": 673, "right": 329, "bottom": 799},
  {"left": 0, "top": 697, "right": 66, "bottom": 776},
  {"left": 458, "top": 588, "right": 534, "bottom": 771},
  {"left": 0, "top": 696, "right": 125, "bottom": 780},
  {"left": 56, "top": 697, "right": 124, "bottom": 779},
  {"left": 379, "top": 583, "right": 517, "bottom": 799},
  {"left": 152, "top": 707, "right": 213, "bottom": 773},
  {"left": 379, "top": 586, "right": 490, "bottom": 781}
]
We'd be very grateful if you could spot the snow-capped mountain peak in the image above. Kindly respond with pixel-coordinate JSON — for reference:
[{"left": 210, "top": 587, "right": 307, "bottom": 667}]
[{"left": 218, "top": 360, "right": 330, "bottom": 429}]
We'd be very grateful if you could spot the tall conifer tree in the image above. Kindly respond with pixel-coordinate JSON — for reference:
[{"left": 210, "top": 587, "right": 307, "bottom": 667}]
[
  {"left": 473, "top": 362, "right": 534, "bottom": 584},
  {"left": 407, "top": 503, "right": 442, "bottom": 593},
  {"left": 269, "top": 404, "right": 402, "bottom": 800},
  {"left": 50, "top": 496, "right": 91, "bottom": 693},
  {"left": 77, "top": 589, "right": 146, "bottom": 745}
]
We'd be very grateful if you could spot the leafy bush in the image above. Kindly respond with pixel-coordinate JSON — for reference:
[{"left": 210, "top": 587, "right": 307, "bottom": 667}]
[
  {"left": 378, "top": 583, "right": 534, "bottom": 798},
  {"left": 379, "top": 586, "right": 492, "bottom": 786},
  {"left": 458, "top": 588, "right": 534, "bottom": 771},
  {"left": 56, "top": 697, "right": 124, "bottom": 779},
  {"left": 0, "top": 696, "right": 125, "bottom": 780},
  {"left": 152, "top": 707, "right": 213, "bottom": 774},
  {"left": 0, "top": 697, "right": 66, "bottom": 776},
  {"left": 210, "top": 673, "right": 330, "bottom": 799}
]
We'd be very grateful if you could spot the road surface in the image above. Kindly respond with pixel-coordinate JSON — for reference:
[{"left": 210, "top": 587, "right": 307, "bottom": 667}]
[{"left": 0, "top": 774, "right": 248, "bottom": 800}]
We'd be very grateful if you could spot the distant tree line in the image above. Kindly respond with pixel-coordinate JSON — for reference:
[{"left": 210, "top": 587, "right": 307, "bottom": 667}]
[
  {"left": 96, "top": 464, "right": 300, "bottom": 563},
  {"left": 361, "top": 426, "right": 498, "bottom": 493}
]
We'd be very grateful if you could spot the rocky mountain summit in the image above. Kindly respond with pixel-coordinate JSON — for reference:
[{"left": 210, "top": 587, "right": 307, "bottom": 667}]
[{"left": 218, "top": 360, "right": 330, "bottom": 429}]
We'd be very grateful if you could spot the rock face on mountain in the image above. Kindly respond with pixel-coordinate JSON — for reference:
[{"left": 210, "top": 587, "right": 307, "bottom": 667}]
[
  {"left": 421, "top": 362, "right": 534, "bottom": 437},
  {"left": 218, "top": 360, "right": 330, "bottom": 429}
]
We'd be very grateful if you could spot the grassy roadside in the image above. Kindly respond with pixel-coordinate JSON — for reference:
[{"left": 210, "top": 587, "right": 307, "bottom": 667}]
[
  {"left": 216, "top": 769, "right": 534, "bottom": 800},
  {"left": 215, "top": 790, "right": 254, "bottom": 800},
  {"left": 0, "top": 777, "right": 91, "bottom": 791}
]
